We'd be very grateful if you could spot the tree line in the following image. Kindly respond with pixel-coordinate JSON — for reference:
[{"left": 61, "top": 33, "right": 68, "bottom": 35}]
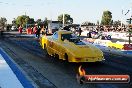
[{"left": 0, "top": 10, "right": 124, "bottom": 30}]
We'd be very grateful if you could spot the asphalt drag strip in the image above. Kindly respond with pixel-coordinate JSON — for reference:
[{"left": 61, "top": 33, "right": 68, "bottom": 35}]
[{"left": 0, "top": 37, "right": 132, "bottom": 88}]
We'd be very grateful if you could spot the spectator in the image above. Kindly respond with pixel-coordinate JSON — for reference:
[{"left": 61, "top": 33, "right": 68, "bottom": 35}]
[
  {"left": 40, "top": 26, "right": 46, "bottom": 35},
  {"left": 78, "top": 27, "right": 82, "bottom": 36},
  {"left": 36, "top": 26, "right": 41, "bottom": 38},
  {"left": 18, "top": 25, "right": 23, "bottom": 34},
  {"left": 33, "top": 24, "right": 38, "bottom": 34},
  {"left": 26, "top": 26, "right": 32, "bottom": 34},
  {"left": 6, "top": 25, "right": 10, "bottom": 31}
]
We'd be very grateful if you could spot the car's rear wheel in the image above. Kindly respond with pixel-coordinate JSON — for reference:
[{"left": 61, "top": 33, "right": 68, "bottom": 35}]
[{"left": 54, "top": 53, "right": 59, "bottom": 59}]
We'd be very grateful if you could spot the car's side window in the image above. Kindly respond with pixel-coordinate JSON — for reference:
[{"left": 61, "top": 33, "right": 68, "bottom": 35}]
[
  {"left": 52, "top": 32, "right": 58, "bottom": 39},
  {"left": 61, "top": 34, "right": 72, "bottom": 41},
  {"left": 61, "top": 34, "right": 64, "bottom": 41}
]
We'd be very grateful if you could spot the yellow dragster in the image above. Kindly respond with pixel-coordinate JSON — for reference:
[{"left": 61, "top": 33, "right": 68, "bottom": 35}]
[{"left": 40, "top": 30, "right": 104, "bottom": 62}]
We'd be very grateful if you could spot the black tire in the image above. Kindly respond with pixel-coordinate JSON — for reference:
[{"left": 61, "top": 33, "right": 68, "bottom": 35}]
[
  {"left": 44, "top": 44, "right": 46, "bottom": 49},
  {"left": 64, "top": 53, "right": 68, "bottom": 62},
  {"left": 79, "top": 76, "right": 86, "bottom": 84},
  {"left": 95, "top": 61, "right": 104, "bottom": 65},
  {"left": 54, "top": 54, "right": 59, "bottom": 59},
  {"left": 43, "top": 44, "right": 49, "bottom": 56}
]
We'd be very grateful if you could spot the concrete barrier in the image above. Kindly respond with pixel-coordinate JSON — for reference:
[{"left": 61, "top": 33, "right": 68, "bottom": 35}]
[
  {"left": 83, "top": 39, "right": 132, "bottom": 55},
  {"left": 94, "top": 39, "right": 112, "bottom": 47}
]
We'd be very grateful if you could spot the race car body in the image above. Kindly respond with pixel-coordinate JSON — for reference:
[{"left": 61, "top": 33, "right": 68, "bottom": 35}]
[
  {"left": 81, "top": 30, "right": 111, "bottom": 40},
  {"left": 40, "top": 30, "right": 104, "bottom": 62},
  {"left": 107, "top": 41, "right": 124, "bottom": 50}
]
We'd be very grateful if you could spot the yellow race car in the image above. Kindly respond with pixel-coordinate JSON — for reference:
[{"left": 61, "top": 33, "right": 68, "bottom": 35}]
[{"left": 40, "top": 30, "right": 104, "bottom": 62}]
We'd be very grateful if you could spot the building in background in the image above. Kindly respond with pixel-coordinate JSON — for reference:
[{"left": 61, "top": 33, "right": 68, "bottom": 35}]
[{"left": 48, "top": 21, "right": 62, "bottom": 34}]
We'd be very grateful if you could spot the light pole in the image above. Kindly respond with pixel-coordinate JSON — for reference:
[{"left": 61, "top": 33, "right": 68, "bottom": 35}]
[
  {"left": 125, "top": 8, "right": 132, "bottom": 44},
  {"left": 126, "top": 18, "right": 132, "bottom": 44},
  {"left": 63, "top": 13, "right": 65, "bottom": 28}
]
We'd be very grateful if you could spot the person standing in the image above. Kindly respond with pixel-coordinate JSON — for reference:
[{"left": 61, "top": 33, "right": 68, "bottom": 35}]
[
  {"left": 6, "top": 25, "right": 10, "bottom": 31},
  {"left": 26, "top": 26, "right": 32, "bottom": 34},
  {"left": 36, "top": 26, "right": 41, "bottom": 38},
  {"left": 18, "top": 25, "right": 23, "bottom": 34},
  {"left": 78, "top": 27, "right": 82, "bottom": 36},
  {"left": 33, "top": 24, "right": 38, "bottom": 34},
  {"left": 40, "top": 26, "right": 45, "bottom": 35}
]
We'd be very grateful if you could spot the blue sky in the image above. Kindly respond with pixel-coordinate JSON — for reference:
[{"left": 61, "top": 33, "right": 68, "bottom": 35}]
[{"left": 0, "top": 0, "right": 132, "bottom": 24}]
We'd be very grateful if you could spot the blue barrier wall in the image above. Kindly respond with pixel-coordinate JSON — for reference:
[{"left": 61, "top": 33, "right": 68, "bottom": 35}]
[{"left": 0, "top": 48, "right": 35, "bottom": 88}]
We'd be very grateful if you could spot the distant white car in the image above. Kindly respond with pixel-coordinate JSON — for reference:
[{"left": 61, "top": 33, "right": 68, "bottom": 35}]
[{"left": 11, "top": 26, "right": 17, "bottom": 31}]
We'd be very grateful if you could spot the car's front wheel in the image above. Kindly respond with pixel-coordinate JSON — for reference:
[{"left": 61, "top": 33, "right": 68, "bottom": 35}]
[
  {"left": 43, "top": 44, "right": 49, "bottom": 56},
  {"left": 64, "top": 53, "right": 68, "bottom": 62},
  {"left": 43, "top": 44, "right": 46, "bottom": 49}
]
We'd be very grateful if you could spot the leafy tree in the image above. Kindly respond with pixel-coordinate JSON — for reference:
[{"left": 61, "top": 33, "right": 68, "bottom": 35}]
[
  {"left": 12, "top": 18, "right": 16, "bottom": 26},
  {"left": 0, "top": 17, "right": 7, "bottom": 23},
  {"left": 101, "top": 10, "right": 112, "bottom": 25},
  {"left": 27, "top": 18, "right": 34, "bottom": 24},
  {"left": 110, "top": 20, "right": 113, "bottom": 25},
  {"left": 43, "top": 17, "right": 48, "bottom": 28},
  {"left": 34, "top": 17, "right": 49, "bottom": 28},
  {"left": 113, "top": 20, "right": 121, "bottom": 27},
  {"left": 36, "top": 19, "right": 42, "bottom": 25},
  {"left": 58, "top": 14, "right": 73, "bottom": 24},
  {"left": 0, "top": 17, "right": 7, "bottom": 30},
  {"left": 15, "top": 15, "right": 35, "bottom": 28}
]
